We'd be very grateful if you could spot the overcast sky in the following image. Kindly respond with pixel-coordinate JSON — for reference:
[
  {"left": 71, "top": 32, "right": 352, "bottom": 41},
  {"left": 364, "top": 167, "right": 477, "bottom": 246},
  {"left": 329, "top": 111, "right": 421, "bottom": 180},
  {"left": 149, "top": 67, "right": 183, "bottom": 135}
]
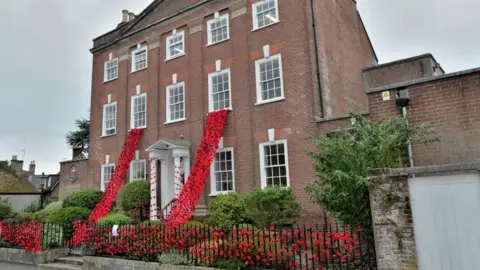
[{"left": 0, "top": 0, "right": 478, "bottom": 175}]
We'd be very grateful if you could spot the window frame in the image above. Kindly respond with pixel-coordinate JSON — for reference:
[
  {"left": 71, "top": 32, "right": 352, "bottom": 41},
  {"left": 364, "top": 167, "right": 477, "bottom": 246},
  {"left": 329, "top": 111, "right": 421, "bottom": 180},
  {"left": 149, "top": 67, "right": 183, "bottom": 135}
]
[
  {"left": 259, "top": 139, "right": 290, "bottom": 188},
  {"left": 102, "top": 102, "right": 117, "bottom": 137},
  {"left": 166, "top": 81, "right": 186, "bottom": 124},
  {"left": 254, "top": 53, "right": 285, "bottom": 105},
  {"left": 130, "top": 93, "right": 147, "bottom": 129},
  {"left": 129, "top": 160, "right": 146, "bottom": 181},
  {"left": 166, "top": 31, "right": 186, "bottom": 61},
  {"left": 207, "top": 13, "right": 230, "bottom": 46},
  {"left": 252, "top": 0, "right": 280, "bottom": 31},
  {"left": 131, "top": 46, "right": 148, "bottom": 73},
  {"left": 101, "top": 163, "right": 115, "bottom": 191},
  {"left": 104, "top": 58, "right": 118, "bottom": 82},
  {"left": 210, "top": 147, "right": 235, "bottom": 196},
  {"left": 208, "top": 68, "right": 232, "bottom": 112}
]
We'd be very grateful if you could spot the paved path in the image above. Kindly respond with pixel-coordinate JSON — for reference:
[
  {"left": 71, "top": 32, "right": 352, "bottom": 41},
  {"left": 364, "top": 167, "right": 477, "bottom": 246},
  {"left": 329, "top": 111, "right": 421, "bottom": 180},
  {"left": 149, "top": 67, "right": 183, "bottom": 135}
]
[{"left": 0, "top": 261, "right": 38, "bottom": 269}]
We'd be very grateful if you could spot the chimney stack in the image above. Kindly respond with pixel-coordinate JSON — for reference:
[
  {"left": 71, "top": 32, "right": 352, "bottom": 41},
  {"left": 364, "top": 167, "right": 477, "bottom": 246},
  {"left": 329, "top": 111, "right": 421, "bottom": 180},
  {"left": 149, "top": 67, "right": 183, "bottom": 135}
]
[
  {"left": 129, "top": 12, "right": 135, "bottom": 21},
  {"left": 29, "top": 161, "right": 36, "bottom": 176},
  {"left": 122, "top": 10, "right": 129, "bottom": 23},
  {"left": 10, "top": 155, "right": 24, "bottom": 178}
]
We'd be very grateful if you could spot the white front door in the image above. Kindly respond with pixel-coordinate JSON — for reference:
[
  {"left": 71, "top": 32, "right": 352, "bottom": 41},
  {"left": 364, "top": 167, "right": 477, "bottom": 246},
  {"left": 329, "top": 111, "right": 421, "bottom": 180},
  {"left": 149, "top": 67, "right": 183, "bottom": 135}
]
[{"left": 409, "top": 174, "right": 480, "bottom": 270}]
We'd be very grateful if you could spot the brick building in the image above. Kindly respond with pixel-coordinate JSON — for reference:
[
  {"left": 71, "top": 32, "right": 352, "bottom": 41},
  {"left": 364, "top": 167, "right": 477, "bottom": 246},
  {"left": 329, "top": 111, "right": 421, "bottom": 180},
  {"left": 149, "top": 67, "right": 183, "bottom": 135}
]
[{"left": 86, "top": 0, "right": 376, "bottom": 220}]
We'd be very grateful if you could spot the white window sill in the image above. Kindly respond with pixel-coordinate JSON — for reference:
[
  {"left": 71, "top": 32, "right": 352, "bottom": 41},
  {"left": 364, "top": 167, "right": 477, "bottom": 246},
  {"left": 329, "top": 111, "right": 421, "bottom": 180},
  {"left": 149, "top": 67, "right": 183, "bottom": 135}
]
[
  {"left": 103, "top": 78, "right": 118, "bottom": 84},
  {"left": 165, "top": 53, "right": 186, "bottom": 62},
  {"left": 129, "top": 126, "right": 147, "bottom": 131},
  {"left": 131, "top": 67, "right": 148, "bottom": 74},
  {"left": 206, "top": 38, "right": 230, "bottom": 47},
  {"left": 209, "top": 191, "right": 235, "bottom": 197},
  {"left": 252, "top": 21, "right": 280, "bottom": 32},
  {"left": 255, "top": 97, "right": 285, "bottom": 106},
  {"left": 208, "top": 107, "right": 232, "bottom": 114},
  {"left": 101, "top": 133, "right": 116, "bottom": 138},
  {"left": 164, "top": 118, "right": 186, "bottom": 125}
]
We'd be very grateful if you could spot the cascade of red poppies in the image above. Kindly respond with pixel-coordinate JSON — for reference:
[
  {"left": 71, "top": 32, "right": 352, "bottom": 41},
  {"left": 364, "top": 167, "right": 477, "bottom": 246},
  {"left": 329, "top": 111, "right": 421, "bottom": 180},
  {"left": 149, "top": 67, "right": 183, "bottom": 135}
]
[
  {"left": 88, "top": 128, "right": 144, "bottom": 222},
  {"left": 164, "top": 109, "right": 229, "bottom": 228}
]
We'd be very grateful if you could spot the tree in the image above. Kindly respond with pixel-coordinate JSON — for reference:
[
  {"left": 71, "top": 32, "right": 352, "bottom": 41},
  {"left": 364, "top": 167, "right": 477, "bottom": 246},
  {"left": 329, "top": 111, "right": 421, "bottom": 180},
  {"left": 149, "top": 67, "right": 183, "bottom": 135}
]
[
  {"left": 0, "top": 160, "right": 15, "bottom": 175},
  {"left": 306, "top": 112, "right": 438, "bottom": 226},
  {"left": 66, "top": 118, "right": 90, "bottom": 156}
]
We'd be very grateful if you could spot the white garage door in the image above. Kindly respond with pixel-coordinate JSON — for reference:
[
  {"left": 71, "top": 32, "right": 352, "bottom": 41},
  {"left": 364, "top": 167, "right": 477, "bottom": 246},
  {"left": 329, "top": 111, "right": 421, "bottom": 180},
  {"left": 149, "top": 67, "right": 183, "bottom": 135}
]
[{"left": 409, "top": 174, "right": 480, "bottom": 270}]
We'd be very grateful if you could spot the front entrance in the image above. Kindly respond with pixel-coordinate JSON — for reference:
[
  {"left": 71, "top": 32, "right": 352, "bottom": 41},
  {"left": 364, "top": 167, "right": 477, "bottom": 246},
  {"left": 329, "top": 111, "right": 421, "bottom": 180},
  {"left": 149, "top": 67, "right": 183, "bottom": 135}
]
[
  {"left": 146, "top": 139, "right": 191, "bottom": 220},
  {"left": 409, "top": 174, "right": 480, "bottom": 269}
]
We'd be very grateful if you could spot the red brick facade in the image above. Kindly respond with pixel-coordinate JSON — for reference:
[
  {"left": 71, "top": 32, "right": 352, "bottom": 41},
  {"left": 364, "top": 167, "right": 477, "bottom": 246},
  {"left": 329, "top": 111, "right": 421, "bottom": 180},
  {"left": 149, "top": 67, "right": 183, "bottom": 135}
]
[{"left": 87, "top": 0, "right": 376, "bottom": 220}]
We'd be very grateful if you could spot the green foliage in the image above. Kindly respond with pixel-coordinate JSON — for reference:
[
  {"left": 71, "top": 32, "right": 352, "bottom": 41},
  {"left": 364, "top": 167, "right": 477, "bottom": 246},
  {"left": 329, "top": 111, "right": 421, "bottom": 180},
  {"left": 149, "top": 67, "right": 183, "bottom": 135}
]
[
  {"left": 0, "top": 161, "right": 16, "bottom": 175},
  {"left": 141, "top": 219, "right": 163, "bottom": 226},
  {"left": 45, "top": 207, "right": 90, "bottom": 223},
  {"left": 65, "top": 118, "right": 90, "bottom": 155},
  {"left": 158, "top": 249, "right": 193, "bottom": 266},
  {"left": 206, "top": 193, "right": 249, "bottom": 228},
  {"left": 63, "top": 189, "right": 103, "bottom": 210},
  {"left": 21, "top": 201, "right": 41, "bottom": 213},
  {"left": 44, "top": 201, "right": 63, "bottom": 214},
  {"left": 0, "top": 201, "right": 12, "bottom": 220},
  {"left": 120, "top": 181, "right": 150, "bottom": 211},
  {"left": 214, "top": 259, "right": 248, "bottom": 269},
  {"left": 245, "top": 187, "right": 301, "bottom": 227},
  {"left": 306, "top": 112, "right": 438, "bottom": 226},
  {"left": 98, "top": 213, "right": 132, "bottom": 227},
  {"left": 42, "top": 223, "right": 64, "bottom": 249}
]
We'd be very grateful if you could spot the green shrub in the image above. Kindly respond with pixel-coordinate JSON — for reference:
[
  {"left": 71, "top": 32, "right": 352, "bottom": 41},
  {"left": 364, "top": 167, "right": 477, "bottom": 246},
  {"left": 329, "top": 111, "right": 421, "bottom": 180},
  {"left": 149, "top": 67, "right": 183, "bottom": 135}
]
[
  {"left": 21, "top": 201, "right": 41, "bottom": 213},
  {"left": 206, "top": 193, "right": 249, "bottom": 228},
  {"left": 42, "top": 223, "right": 63, "bottom": 249},
  {"left": 158, "top": 249, "right": 193, "bottom": 266},
  {"left": 120, "top": 181, "right": 150, "bottom": 211},
  {"left": 44, "top": 201, "right": 63, "bottom": 214},
  {"left": 0, "top": 201, "right": 12, "bottom": 220},
  {"left": 141, "top": 219, "right": 163, "bottom": 226},
  {"left": 13, "top": 212, "right": 36, "bottom": 222},
  {"left": 98, "top": 213, "right": 132, "bottom": 227},
  {"left": 46, "top": 207, "right": 90, "bottom": 223},
  {"left": 63, "top": 189, "right": 103, "bottom": 210},
  {"left": 246, "top": 187, "right": 301, "bottom": 227}
]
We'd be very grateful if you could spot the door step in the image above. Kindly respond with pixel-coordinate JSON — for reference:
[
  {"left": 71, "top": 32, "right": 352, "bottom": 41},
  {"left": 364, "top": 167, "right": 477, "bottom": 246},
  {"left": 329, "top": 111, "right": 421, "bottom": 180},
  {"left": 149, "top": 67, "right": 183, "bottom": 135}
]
[
  {"left": 38, "top": 262, "right": 82, "bottom": 270},
  {"left": 56, "top": 256, "right": 84, "bottom": 265}
]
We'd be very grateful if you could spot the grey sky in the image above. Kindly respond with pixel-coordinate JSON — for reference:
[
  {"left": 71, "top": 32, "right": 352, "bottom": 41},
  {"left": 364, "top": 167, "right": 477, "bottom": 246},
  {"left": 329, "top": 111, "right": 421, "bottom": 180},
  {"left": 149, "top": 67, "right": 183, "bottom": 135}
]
[{"left": 0, "top": 0, "right": 477, "bottom": 174}]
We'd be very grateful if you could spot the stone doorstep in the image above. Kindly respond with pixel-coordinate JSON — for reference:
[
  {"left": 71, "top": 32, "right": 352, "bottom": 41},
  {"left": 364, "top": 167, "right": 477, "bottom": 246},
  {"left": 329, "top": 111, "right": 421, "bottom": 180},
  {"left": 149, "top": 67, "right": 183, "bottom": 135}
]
[
  {"left": 56, "top": 256, "right": 84, "bottom": 266},
  {"left": 37, "top": 262, "right": 82, "bottom": 270}
]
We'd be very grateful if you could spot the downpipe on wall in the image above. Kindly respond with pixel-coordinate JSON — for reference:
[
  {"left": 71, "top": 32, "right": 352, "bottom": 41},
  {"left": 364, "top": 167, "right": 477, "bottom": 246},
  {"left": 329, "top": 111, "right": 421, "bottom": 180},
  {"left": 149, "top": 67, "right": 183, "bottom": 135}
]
[{"left": 396, "top": 89, "right": 414, "bottom": 175}]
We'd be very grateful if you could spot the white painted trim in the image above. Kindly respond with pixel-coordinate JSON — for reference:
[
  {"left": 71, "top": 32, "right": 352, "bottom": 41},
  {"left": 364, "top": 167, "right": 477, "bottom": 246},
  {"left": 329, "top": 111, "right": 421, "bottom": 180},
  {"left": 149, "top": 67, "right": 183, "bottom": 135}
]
[
  {"left": 166, "top": 81, "right": 186, "bottom": 123},
  {"left": 166, "top": 31, "right": 186, "bottom": 61},
  {"left": 259, "top": 139, "right": 290, "bottom": 188},
  {"left": 172, "top": 29, "right": 177, "bottom": 35},
  {"left": 268, "top": 128, "right": 275, "bottom": 142},
  {"left": 215, "top": 60, "right": 222, "bottom": 72},
  {"left": 102, "top": 102, "right": 117, "bottom": 137},
  {"left": 252, "top": 0, "right": 280, "bottom": 31},
  {"left": 172, "top": 73, "right": 178, "bottom": 84},
  {"left": 210, "top": 147, "right": 235, "bottom": 195},
  {"left": 129, "top": 159, "right": 146, "bottom": 181},
  {"left": 130, "top": 93, "right": 147, "bottom": 129},
  {"left": 131, "top": 45, "right": 148, "bottom": 73},
  {"left": 206, "top": 13, "right": 230, "bottom": 46},
  {"left": 103, "top": 58, "right": 119, "bottom": 83},
  {"left": 136, "top": 85, "right": 141, "bottom": 95},
  {"left": 218, "top": 137, "right": 224, "bottom": 149},
  {"left": 263, "top": 44, "right": 270, "bottom": 58},
  {"left": 105, "top": 155, "right": 110, "bottom": 164},
  {"left": 135, "top": 150, "right": 140, "bottom": 160},
  {"left": 107, "top": 94, "right": 112, "bottom": 103},
  {"left": 214, "top": 12, "right": 220, "bottom": 19},
  {"left": 109, "top": 53, "right": 113, "bottom": 60},
  {"left": 208, "top": 68, "right": 232, "bottom": 112},
  {"left": 254, "top": 53, "right": 285, "bottom": 104},
  {"left": 101, "top": 163, "right": 115, "bottom": 191}
]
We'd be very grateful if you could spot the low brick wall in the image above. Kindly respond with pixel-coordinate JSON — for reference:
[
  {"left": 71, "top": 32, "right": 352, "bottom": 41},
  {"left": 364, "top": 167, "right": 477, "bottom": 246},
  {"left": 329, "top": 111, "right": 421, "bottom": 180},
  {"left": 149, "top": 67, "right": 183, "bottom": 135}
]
[
  {"left": 83, "top": 256, "right": 218, "bottom": 270},
  {"left": 0, "top": 247, "right": 69, "bottom": 265}
]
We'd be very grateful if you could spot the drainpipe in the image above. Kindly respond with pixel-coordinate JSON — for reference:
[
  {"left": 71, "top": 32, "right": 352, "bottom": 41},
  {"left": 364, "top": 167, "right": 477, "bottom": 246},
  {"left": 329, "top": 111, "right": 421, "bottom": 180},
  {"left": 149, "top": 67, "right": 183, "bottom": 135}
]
[
  {"left": 310, "top": 0, "right": 324, "bottom": 118},
  {"left": 402, "top": 107, "right": 414, "bottom": 168},
  {"left": 396, "top": 88, "right": 414, "bottom": 170}
]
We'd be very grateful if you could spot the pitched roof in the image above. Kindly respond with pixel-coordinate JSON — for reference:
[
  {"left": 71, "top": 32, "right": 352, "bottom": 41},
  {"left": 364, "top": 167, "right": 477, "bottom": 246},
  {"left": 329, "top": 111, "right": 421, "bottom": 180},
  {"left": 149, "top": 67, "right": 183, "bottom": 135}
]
[{"left": 0, "top": 169, "right": 37, "bottom": 193}]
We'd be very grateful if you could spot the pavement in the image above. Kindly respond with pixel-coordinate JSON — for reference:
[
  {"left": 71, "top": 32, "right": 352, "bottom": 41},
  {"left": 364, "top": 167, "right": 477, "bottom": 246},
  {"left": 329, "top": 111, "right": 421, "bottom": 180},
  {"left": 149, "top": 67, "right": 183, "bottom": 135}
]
[{"left": 0, "top": 261, "right": 38, "bottom": 269}]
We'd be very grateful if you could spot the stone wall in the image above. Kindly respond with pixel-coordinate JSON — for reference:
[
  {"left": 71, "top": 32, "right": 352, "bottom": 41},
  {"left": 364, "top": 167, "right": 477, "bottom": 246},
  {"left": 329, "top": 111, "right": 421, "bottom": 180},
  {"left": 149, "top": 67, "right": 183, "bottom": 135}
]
[
  {"left": 83, "top": 256, "right": 217, "bottom": 270},
  {"left": 368, "top": 169, "right": 418, "bottom": 270},
  {"left": 0, "top": 247, "right": 68, "bottom": 265}
]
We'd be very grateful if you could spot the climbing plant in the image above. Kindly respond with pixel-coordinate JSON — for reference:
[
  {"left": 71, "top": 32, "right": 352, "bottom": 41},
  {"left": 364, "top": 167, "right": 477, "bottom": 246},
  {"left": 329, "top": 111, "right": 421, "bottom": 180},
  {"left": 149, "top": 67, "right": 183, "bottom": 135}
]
[{"left": 306, "top": 112, "right": 438, "bottom": 226}]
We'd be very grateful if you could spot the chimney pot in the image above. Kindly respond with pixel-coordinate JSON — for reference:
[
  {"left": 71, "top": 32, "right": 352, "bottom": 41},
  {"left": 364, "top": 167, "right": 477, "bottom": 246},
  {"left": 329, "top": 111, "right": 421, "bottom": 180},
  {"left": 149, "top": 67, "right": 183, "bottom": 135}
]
[
  {"left": 12, "top": 155, "right": 17, "bottom": 161},
  {"left": 129, "top": 12, "right": 135, "bottom": 21},
  {"left": 29, "top": 161, "right": 36, "bottom": 175},
  {"left": 122, "top": 10, "right": 129, "bottom": 23}
]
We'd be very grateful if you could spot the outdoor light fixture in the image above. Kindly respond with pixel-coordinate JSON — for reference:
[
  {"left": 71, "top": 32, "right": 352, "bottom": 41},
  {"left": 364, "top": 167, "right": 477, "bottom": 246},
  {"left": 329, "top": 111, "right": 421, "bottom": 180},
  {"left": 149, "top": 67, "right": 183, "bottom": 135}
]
[{"left": 265, "top": 14, "right": 278, "bottom": 22}]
